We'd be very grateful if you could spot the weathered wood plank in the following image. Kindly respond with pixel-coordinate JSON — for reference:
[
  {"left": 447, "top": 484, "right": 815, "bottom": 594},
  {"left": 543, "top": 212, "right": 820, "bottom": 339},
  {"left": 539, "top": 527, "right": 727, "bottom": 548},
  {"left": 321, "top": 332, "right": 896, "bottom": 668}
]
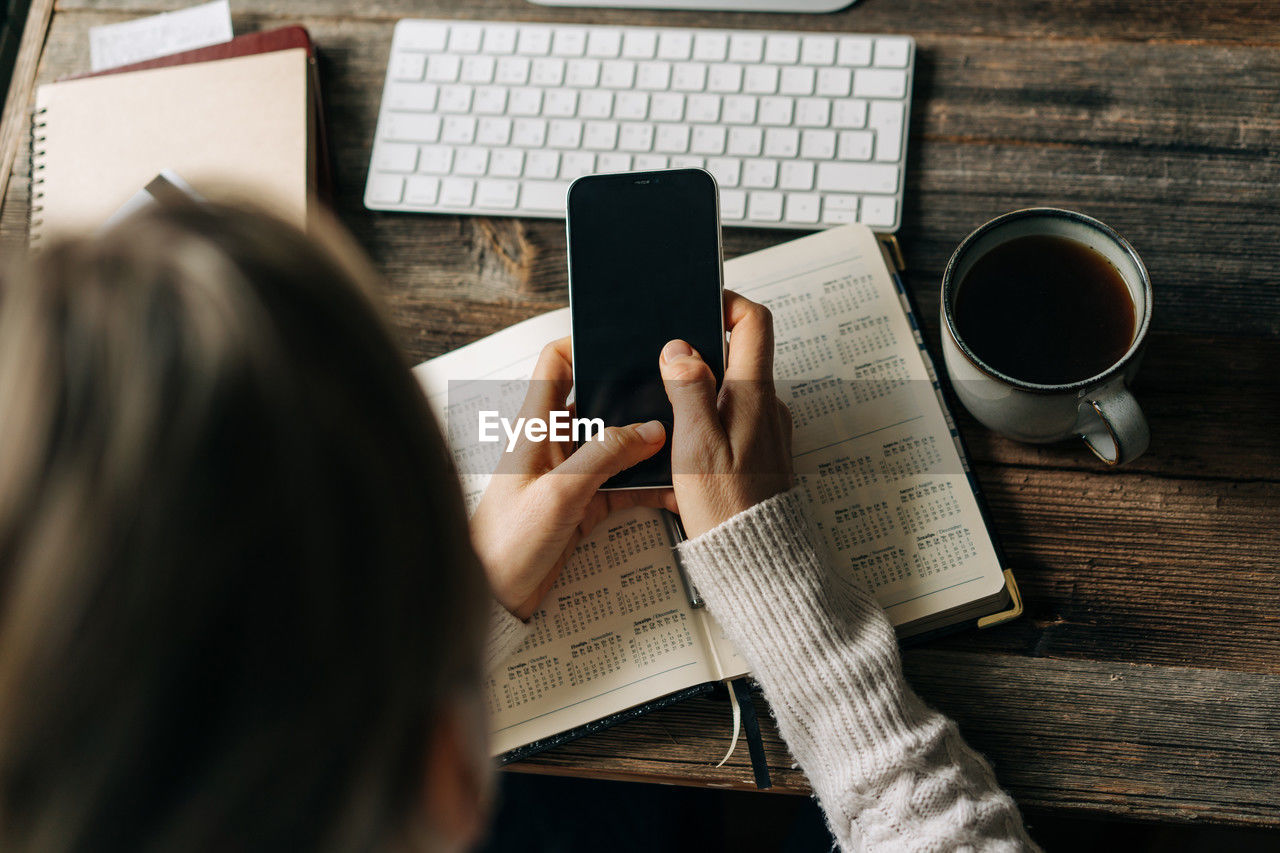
[
  {"left": 57, "top": 0, "right": 1280, "bottom": 45},
  {"left": 513, "top": 652, "right": 1280, "bottom": 827}
]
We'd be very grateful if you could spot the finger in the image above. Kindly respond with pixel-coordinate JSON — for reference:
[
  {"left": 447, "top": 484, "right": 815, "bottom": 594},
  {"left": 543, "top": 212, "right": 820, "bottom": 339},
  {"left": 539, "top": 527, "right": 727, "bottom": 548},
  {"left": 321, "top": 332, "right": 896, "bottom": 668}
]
[
  {"left": 521, "top": 337, "right": 575, "bottom": 418},
  {"left": 546, "top": 421, "right": 667, "bottom": 507},
  {"left": 722, "top": 291, "right": 775, "bottom": 385},
  {"left": 659, "top": 340, "right": 724, "bottom": 445}
]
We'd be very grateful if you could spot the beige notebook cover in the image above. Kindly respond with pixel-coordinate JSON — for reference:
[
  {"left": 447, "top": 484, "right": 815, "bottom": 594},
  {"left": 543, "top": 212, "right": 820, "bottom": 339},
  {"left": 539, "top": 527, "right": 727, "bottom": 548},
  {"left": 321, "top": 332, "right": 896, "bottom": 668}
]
[{"left": 32, "top": 48, "right": 311, "bottom": 243}]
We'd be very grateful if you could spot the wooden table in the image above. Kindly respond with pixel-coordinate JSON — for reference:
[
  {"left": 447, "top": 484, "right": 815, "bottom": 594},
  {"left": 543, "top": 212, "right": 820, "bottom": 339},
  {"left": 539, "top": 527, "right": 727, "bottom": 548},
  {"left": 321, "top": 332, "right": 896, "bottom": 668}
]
[{"left": 2, "top": 0, "right": 1277, "bottom": 831}]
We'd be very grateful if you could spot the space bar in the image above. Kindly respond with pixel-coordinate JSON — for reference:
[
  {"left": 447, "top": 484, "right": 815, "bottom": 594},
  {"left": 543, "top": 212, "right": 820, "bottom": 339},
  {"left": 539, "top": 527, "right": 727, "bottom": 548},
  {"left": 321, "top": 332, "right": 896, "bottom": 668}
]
[{"left": 520, "top": 180, "right": 569, "bottom": 212}]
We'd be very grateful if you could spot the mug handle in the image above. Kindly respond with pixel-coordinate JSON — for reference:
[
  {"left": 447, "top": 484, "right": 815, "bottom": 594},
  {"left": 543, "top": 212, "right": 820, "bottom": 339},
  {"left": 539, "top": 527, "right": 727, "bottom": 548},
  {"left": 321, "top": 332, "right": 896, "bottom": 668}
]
[{"left": 1079, "top": 382, "right": 1149, "bottom": 465}]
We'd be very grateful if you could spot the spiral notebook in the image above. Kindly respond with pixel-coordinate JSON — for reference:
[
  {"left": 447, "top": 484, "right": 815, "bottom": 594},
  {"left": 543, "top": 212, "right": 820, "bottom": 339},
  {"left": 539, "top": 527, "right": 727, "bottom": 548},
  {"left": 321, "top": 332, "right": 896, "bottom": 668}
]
[{"left": 29, "top": 31, "right": 317, "bottom": 246}]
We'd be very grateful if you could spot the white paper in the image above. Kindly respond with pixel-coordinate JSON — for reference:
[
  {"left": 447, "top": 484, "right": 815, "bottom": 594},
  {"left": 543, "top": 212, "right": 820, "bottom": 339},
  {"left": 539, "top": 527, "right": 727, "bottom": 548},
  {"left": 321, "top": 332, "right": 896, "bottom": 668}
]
[{"left": 89, "top": 0, "right": 233, "bottom": 72}]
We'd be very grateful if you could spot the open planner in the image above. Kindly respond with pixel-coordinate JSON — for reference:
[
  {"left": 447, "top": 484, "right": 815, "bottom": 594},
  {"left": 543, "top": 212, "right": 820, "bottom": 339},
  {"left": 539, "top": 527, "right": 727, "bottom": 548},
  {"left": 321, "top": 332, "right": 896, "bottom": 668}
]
[{"left": 414, "top": 223, "right": 1020, "bottom": 760}]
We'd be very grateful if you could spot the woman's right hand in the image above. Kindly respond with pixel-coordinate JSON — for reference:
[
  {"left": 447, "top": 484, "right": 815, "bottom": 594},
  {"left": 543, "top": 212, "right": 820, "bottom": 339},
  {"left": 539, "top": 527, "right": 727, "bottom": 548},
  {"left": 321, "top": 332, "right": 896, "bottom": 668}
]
[{"left": 658, "top": 291, "right": 794, "bottom": 539}]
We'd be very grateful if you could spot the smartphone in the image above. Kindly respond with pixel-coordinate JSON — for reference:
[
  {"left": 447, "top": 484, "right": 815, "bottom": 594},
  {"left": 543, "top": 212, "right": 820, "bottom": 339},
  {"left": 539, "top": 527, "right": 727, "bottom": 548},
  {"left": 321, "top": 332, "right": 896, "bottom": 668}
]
[{"left": 566, "top": 168, "right": 726, "bottom": 489}]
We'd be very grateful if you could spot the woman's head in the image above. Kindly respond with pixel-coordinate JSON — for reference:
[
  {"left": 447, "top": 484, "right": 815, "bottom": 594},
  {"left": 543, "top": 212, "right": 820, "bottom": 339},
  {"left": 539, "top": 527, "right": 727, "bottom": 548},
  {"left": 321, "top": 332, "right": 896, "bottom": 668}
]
[{"left": 0, "top": 203, "right": 489, "bottom": 851}]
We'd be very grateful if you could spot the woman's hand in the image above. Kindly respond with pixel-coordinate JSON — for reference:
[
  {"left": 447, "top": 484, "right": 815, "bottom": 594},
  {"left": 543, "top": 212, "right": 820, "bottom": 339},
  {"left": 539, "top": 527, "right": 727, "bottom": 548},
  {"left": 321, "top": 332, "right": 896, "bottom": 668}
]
[
  {"left": 659, "top": 291, "right": 794, "bottom": 539},
  {"left": 470, "top": 338, "right": 677, "bottom": 620}
]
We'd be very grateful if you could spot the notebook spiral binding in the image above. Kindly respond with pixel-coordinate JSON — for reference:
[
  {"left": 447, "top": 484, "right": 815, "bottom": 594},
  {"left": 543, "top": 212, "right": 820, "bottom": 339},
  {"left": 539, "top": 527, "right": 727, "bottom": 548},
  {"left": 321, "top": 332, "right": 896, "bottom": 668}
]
[{"left": 29, "top": 106, "right": 47, "bottom": 247}]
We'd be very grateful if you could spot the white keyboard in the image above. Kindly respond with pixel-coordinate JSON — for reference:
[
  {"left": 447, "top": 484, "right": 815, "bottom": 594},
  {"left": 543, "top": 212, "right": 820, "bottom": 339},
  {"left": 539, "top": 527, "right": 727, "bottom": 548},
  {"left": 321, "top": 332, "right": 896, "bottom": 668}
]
[{"left": 365, "top": 20, "right": 914, "bottom": 231}]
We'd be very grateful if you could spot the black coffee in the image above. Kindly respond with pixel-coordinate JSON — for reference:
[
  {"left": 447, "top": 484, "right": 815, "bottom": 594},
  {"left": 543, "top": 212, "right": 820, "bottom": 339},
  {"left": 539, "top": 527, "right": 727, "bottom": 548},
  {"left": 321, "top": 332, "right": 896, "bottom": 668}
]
[{"left": 954, "top": 234, "right": 1136, "bottom": 385}]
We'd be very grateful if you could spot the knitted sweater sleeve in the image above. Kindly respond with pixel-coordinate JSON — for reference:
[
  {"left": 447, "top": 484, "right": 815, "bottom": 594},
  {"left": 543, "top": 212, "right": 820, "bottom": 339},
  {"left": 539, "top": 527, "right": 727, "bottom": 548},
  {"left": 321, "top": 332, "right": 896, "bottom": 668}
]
[{"left": 677, "top": 489, "right": 1038, "bottom": 852}]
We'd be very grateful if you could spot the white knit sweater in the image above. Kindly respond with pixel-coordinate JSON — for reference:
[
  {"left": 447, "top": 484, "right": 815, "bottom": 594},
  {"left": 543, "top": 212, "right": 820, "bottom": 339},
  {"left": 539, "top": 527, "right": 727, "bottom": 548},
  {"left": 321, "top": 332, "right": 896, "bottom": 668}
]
[{"left": 485, "top": 490, "right": 1038, "bottom": 851}]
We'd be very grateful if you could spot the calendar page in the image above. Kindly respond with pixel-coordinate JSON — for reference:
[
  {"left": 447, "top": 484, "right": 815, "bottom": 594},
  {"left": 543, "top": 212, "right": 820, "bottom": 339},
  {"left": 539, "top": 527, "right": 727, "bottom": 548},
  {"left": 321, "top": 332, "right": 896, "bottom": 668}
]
[{"left": 414, "top": 311, "right": 743, "bottom": 756}]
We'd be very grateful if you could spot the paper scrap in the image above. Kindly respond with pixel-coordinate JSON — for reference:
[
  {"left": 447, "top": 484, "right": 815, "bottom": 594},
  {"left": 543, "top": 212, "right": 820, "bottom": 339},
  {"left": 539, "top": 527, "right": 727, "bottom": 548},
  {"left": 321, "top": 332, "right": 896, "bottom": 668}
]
[{"left": 89, "top": 0, "right": 233, "bottom": 72}]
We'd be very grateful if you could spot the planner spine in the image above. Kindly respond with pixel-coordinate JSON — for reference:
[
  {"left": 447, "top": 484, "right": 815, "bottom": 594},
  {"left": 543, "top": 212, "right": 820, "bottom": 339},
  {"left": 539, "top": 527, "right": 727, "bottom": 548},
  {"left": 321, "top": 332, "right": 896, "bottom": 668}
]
[{"left": 28, "top": 106, "right": 47, "bottom": 248}]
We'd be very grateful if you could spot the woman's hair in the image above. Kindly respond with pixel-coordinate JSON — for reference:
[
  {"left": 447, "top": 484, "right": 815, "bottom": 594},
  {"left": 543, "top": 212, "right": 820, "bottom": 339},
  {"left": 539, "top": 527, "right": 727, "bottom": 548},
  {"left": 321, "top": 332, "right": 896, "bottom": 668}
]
[{"left": 0, "top": 203, "right": 487, "bottom": 851}]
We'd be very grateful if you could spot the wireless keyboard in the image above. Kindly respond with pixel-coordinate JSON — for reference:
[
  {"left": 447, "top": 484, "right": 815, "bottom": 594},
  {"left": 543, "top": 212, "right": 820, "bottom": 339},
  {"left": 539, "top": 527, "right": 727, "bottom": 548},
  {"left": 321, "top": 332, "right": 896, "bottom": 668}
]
[{"left": 365, "top": 20, "right": 914, "bottom": 231}]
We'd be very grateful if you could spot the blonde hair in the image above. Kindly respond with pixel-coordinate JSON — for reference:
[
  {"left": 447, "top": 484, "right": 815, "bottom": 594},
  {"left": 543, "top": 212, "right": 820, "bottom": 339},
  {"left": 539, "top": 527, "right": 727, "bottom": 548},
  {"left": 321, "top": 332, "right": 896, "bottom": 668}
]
[{"left": 0, "top": 203, "right": 486, "bottom": 851}]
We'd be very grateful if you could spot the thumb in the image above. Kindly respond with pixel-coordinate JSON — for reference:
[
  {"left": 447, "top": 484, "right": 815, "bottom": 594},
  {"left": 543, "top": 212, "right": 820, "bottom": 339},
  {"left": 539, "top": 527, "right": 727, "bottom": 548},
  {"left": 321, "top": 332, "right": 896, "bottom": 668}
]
[
  {"left": 550, "top": 421, "right": 667, "bottom": 503},
  {"left": 660, "top": 340, "right": 723, "bottom": 444}
]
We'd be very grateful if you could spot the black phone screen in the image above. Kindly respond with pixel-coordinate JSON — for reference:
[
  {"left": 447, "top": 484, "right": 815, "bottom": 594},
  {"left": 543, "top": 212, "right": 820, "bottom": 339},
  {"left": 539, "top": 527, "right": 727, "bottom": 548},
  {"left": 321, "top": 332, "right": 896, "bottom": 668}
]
[{"left": 567, "top": 169, "right": 725, "bottom": 489}]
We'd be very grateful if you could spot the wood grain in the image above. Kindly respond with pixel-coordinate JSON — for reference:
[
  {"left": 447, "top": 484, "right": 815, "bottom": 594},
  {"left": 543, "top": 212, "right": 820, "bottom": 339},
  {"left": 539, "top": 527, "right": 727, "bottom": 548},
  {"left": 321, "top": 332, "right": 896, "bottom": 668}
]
[{"left": 513, "top": 652, "right": 1280, "bottom": 827}]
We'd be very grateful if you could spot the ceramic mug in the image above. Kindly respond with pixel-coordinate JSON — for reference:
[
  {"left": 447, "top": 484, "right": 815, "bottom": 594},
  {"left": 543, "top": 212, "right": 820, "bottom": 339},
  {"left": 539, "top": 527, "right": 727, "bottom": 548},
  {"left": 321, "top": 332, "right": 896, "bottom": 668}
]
[{"left": 940, "top": 208, "right": 1152, "bottom": 465}]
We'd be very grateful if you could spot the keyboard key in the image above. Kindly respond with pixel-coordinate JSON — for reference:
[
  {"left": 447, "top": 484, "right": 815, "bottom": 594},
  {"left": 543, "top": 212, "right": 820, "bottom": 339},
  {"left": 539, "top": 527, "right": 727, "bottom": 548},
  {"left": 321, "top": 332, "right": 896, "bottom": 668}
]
[
  {"left": 800, "top": 129, "right": 836, "bottom": 160},
  {"left": 764, "top": 127, "right": 799, "bottom": 158},
  {"left": 795, "top": 98, "right": 831, "bottom": 127},
  {"left": 833, "top": 98, "right": 868, "bottom": 128},
  {"left": 705, "top": 156, "right": 741, "bottom": 187},
  {"left": 517, "top": 27, "right": 551, "bottom": 56},
  {"left": 670, "top": 155, "right": 704, "bottom": 169},
  {"left": 779, "top": 66, "right": 816, "bottom": 96},
  {"left": 544, "top": 90, "right": 578, "bottom": 117},
  {"left": 816, "top": 67, "right": 852, "bottom": 97},
  {"left": 634, "top": 154, "right": 668, "bottom": 170},
  {"left": 385, "top": 82, "right": 438, "bottom": 112},
  {"left": 367, "top": 173, "right": 404, "bottom": 204},
  {"left": 552, "top": 29, "right": 587, "bottom": 57},
  {"left": 397, "top": 21, "right": 447, "bottom": 52},
  {"left": 727, "top": 126, "right": 763, "bottom": 156},
  {"left": 566, "top": 58, "right": 601, "bottom": 87},
  {"left": 837, "top": 130, "right": 873, "bottom": 160},
  {"left": 512, "top": 118, "right": 547, "bottom": 146},
  {"left": 691, "top": 125, "right": 727, "bottom": 155},
  {"left": 477, "top": 117, "right": 512, "bottom": 145},
  {"left": 748, "top": 190, "right": 784, "bottom": 221},
  {"left": 686, "top": 94, "right": 721, "bottom": 123},
  {"left": 418, "top": 145, "right": 454, "bottom": 174},
  {"left": 495, "top": 56, "right": 530, "bottom": 85},
  {"left": 744, "top": 66, "right": 779, "bottom": 94},
  {"left": 707, "top": 63, "right": 743, "bottom": 93},
  {"left": 373, "top": 142, "right": 418, "bottom": 172},
  {"left": 823, "top": 193, "right": 859, "bottom": 224},
  {"left": 722, "top": 95, "right": 757, "bottom": 124},
  {"left": 382, "top": 113, "right": 441, "bottom": 143},
  {"left": 619, "top": 123, "right": 655, "bottom": 151},
  {"left": 437, "top": 85, "right": 473, "bottom": 113},
  {"left": 758, "top": 97, "right": 794, "bottom": 126},
  {"left": 650, "top": 93, "right": 685, "bottom": 122},
  {"left": 854, "top": 68, "right": 907, "bottom": 99},
  {"left": 520, "top": 180, "right": 567, "bottom": 211},
  {"left": 579, "top": 90, "right": 614, "bottom": 119},
  {"left": 425, "top": 54, "right": 461, "bottom": 83},
  {"left": 764, "top": 35, "right": 800, "bottom": 65},
  {"left": 525, "top": 150, "right": 560, "bottom": 179},
  {"left": 637, "top": 62, "right": 672, "bottom": 90},
  {"left": 584, "top": 121, "right": 620, "bottom": 150},
  {"left": 548, "top": 119, "right": 584, "bottom": 148},
  {"left": 482, "top": 26, "right": 517, "bottom": 54},
  {"left": 837, "top": 37, "right": 873, "bottom": 67},
  {"left": 405, "top": 175, "right": 440, "bottom": 205},
  {"left": 508, "top": 87, "right": 543, "bottom": 116},
  {"left": 672, "top": 63, "right": 708, "bottom": 92},
  {"left": 861, "top": 196, "right": 897, "bottom": 227},
  {"left": 490, "top": 149, "right": 524, "bottom": 177},
  {"left": 530, "top": 57, "right": 566, "bottom": 87},
  {"left": 461, "top": 54, "right": 496, "bottom": 84},
  {"left": 587, "top": 30, "right": 622, "bottom": 58},
  {"left": 391, "top": 53, "right": 426, "bottom": 81},
  {"left": 869, "top": 100, "right": 905, "bottom": 161},
  {"left": 439, "top": 177, "right": 475, "bottom": 206},
  {"left": 449, "top": 25, "right": 483, "bottom": 53},
  {"left": 615, "top": 92, "right": 649, "bottom": 121},
  {"left": 561, "top": 152, "right": 596, "bottom": 179},
  {"left": 622, "top": 30, "right": 657, "bottom": 59},
  {"left": 454, "top": 147, "right": 489, "bottom": 176},
  {"left": 801, "top": 36, "right": 837, "bottom": 66},
  {"left": 743, "top": 159, "right": 778, "bottom": 189},
  {"left": 473, "top": 87, "right": 508, "bottom": 115},
  {"left": 441, "top": 115, "right": 477, "bottom": 145},
  {"left": 873, "top": 37, "right": 911, "bottom": 68},
  {"left": 658, "top": 31, "right": 693, "bottom": 60},
  {"left": 600, "top": 60, "right": 636, "bottom": 89},
  {"left": 693, "top": 32, "right": 728, "bottom": 62},
  {"left": 476, "top": 179, "right": 519, "bottom": 208},
  {"left": 780, "top": 160, "right": 814, "bottom": 190},
  {"left": 655, "top": 124, "right": 691, "bottom": 153},
  {"left": 786, "top": 192, "right": 821, "bottom": 224},
  {"left": 720, "top": 189, "right": 747, "bottom": 219},
  {"left": 728, "top": 33, "right": 764, "bottom": 63},
  {"left": 598, "top": 153, "right": 632, "bottom": 172},
  {"left": 817, "top": 162, "right": 898, "bottom": 194}
]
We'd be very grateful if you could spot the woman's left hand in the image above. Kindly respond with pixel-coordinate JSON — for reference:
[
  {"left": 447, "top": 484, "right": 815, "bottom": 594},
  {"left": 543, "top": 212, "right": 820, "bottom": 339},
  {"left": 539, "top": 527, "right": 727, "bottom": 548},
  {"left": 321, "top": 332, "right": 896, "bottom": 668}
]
[{"left": 470, "top": 338, "right": 677, "bottom": 620}]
